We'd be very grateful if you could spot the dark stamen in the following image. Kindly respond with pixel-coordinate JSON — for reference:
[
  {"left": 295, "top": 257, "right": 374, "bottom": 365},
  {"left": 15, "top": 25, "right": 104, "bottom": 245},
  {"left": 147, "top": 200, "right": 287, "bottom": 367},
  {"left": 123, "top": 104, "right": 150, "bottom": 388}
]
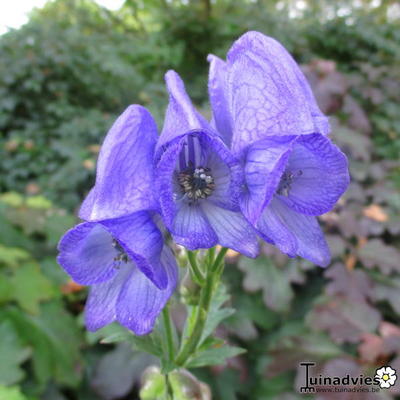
[
  {"left": 178, "top": 166, "right": 215, "bottom": 201},
  {"left": 277, "top": 169, "right": 303, "bottom": 196},
  {"left": 112, "top": 239, "right": 129, "bottom": 268}
]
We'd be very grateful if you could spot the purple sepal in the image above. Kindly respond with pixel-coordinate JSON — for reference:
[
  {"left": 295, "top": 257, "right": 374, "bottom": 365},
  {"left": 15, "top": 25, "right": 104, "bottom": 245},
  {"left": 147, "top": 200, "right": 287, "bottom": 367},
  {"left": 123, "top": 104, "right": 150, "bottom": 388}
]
[
  {"left": 57, "top": 212, "right": 167, "bottom": 290},
  {"left": 257, "top": 197, "right": 331, "bottom": 267},
  {"left": 85, "top": 245, "right": 178, "bottom": 335},
  {"left": 79, "top": 105, "right": 159, "bottom": 221}
]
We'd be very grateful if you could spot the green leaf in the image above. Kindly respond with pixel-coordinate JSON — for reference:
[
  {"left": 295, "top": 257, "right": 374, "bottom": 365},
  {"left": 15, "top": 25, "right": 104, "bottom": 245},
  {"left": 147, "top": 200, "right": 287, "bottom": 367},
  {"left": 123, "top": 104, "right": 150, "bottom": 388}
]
[
  {"left": 0, "top": 214, "right": 33, "bottom": 252},
  {"left": 0, "top": 385, "right": 29, "bottom": 400},
  {"left": 227, "top": 293, "right": 280, "bottom": 340},
  {"left": 0, "top": 271, "right": 13, "bottom": 304},
  {"left": 238, "top": 256, "right": 293, "bottom": 312},
  {"left": 5, "top": 302, "right": 83, "bottom": 387},
  {"left": 43, "top": 213, "right": 76, "bottom": 247},
  {"left": 0, "top": 321, "right": 31, "bottom": 385},
  {"left": 0, "top": 192, "right": 24, "bottom": 207},
  {"left": 91, "top": 322, "right": 163, "bottom": 358},
  {"left": 96, "top": 324, "right": 134, "bottom": 344},
  {"left": 201, "top": 283, "right": 235, "bottom": 344},
  {"left": 187, "top": 345, "right": 246, "bottom": 368},
  {"left": 0, "top": 245, "right": 30, "bottom": 268},
  {"left": 130, "top": 333, "right": 164, "bottom": 358},
  {"left": 25, "top": 196, "right": 52, "bottom": 209},
  {"left": 40, "top": 257, "right": 69, "bottom": 285},
  {"left": 9, "top": 262, "right": 56, "bottom": 314}
]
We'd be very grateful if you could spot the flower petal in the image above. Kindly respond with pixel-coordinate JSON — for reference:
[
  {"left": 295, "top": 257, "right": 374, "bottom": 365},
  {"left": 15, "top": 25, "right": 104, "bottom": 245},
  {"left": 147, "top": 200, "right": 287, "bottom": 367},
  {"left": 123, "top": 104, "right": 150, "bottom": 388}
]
[
  {"left": 257, "top": 198, "right": 330, "bottom": 266},
  {"left": 85, "top": 265, "right": 132, "bottom": 331},
  {"left": 79, "top": 105, "right": 158, "bottom": 221},
  {"left": 101, "top": 213, "right": 167, "bottom": 290},
  {"left": 240, "top": 135, "right": 297, "bottom": 224},
  {"left": 155, "top": 70, "right": 215, "bottom": 160},
  {"left": 116, "top": 246, "right": 178, "bottom": 335},
  {"left": 206, "top": 149, "right": 241, "bottom": 210},
  {"left": 256, "top": 200, "right": 297, "bottom": 257},
  {"left": 202, "top": 202, "right": 259, "bottom": 258},
  {"left": 207, "top": 54, "right": 233, "bottom": 146},
  {"left": 226, "top": 31, "right": 328, "bottom": 153},
  {"left": 279, "top": 134, "right": 349, "bottom": 216},
  {"left": 172, "top": 201, "right": 217, "bottom": 250},
  {"left": 57, "top": 222, "right": 118, "bottom": 285}
]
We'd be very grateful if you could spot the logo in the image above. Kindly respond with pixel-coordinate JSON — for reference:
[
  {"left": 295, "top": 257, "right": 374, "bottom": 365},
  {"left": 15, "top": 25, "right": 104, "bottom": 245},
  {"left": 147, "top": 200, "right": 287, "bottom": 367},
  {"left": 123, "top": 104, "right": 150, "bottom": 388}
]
[
  {"left": 375, "top": 366, "right": 397, "bottom": 389},
  {"left": 299, "top": 362, "right": 397, "bottom": 394},
  {"left": 300, "top": 362, "right": 316, "bottom": 393}
]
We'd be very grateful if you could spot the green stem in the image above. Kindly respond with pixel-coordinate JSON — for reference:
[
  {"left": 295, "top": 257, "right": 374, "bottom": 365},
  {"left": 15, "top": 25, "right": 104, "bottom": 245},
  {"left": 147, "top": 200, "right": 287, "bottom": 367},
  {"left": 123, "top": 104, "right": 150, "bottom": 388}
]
[
  {"left": 212, "top": 247, "right": 229, "bottom": 273},
  {"left": 164, "top": 373, "right": 173, "bottom": 400},
  {"left": 187, "top": 250, "right": 205, "bottom": 285},
  {"left": 174, "top": 247, "right": 227, "bottom": 367},
  {"left": 162, "top": 306, "right": 175, "bottom": 364}
]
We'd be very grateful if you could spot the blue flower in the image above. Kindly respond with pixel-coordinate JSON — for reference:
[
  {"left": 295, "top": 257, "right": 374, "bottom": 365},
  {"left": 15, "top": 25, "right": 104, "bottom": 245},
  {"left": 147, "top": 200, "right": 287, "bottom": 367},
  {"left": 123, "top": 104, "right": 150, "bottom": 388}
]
[
  {"left": 155, "top": 71, "right": 259, "bottom": 257},
  {"left": 207, "top": 31, "right": 349, "bottom": 266},
  {"left": 57, "top": 105, "right": 178, "bottom": 335}
]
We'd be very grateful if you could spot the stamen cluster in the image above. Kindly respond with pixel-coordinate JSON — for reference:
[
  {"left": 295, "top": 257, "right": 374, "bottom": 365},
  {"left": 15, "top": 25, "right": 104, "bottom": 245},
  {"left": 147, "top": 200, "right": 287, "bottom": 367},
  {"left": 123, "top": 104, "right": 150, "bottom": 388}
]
[
  {"left": 178, "top": 166, "right": 215, "bottom": 201},
  {"left": 277, "top": 170, "right": 303, "bottom": 196},
  {"left": 112, "top": 239, "right": 129, "bottom": 266}
]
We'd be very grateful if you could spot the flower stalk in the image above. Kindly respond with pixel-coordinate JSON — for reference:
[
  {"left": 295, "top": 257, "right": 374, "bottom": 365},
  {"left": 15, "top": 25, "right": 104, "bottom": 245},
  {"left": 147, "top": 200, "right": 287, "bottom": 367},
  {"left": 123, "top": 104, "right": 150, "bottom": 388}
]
[
  {"left": 162, "top": 305, "right": 175, "bottom": 365},
  {"left": 175, "top": 247, "right": 227, "bottom": 367}
]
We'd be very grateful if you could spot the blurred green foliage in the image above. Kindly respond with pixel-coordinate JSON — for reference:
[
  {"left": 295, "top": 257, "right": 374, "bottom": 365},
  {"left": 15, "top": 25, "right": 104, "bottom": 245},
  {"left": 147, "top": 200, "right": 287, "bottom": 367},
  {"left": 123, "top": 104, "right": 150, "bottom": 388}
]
[{"left": 0, "top": 0, "right": 399, "bottom": 399}]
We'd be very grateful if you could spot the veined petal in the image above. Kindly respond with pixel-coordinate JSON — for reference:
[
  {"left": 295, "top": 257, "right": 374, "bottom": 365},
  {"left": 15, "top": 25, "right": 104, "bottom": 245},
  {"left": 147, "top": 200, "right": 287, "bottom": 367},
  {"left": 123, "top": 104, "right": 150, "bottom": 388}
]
[
  {"left": 226, "top": 31, "right": 328, "bottom": 153},
  {"left": 79, "top": 105, "right": 158, "bottom": 221},
  {"left": 57, "top": 222, "right": 118, "bottom": 285},
  {"left": 240, "top": 135, "right": 297, "bottom": 224},
  {"left": 172, "top": 201, "right": 217, "bottom": 250},
  {"left": 257, "top": 198, "right": 330, "bottom": 267},
  {"left": 256, "top": 200, "right": 297, "bottom": 257},
  {"left": 279, "top": 134, "right": 350, "bottom": 216},
  {"left": 101, "top": 213, "right": 167, "bottom": 290},
  {"left": 57, "top": 213, "right": 167, "bottom": 290},
  {"left": 207, "top": 54, "right": 233, "bottom": 146},
  {"left": 206, "top": 149, "right": 241, "bottom": 210},
  {"left": 85, "top": 264, "right": 132, "bottom": 331},
  {"left": 116, "top": 246, "right": 178, "bottom": 335},
  {"left": 155, "top": 70, "right": 216, "bottom": 160},
  {"left": 202, "top": 202, "right": 259, "bottom": 258}
]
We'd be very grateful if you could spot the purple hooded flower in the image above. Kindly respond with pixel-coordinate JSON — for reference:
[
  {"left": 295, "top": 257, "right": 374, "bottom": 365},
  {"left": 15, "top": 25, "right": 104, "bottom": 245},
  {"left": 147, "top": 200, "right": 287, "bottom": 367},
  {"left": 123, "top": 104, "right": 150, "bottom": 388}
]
[
  {"left": 57, "top": 105, "right": 178, "bottom": 335},
  {"left": 207, "top": 31, "right": 349, "bottom": 266},
  {"left": 155, "top": 71, "right": 259, "bottom": 257}
]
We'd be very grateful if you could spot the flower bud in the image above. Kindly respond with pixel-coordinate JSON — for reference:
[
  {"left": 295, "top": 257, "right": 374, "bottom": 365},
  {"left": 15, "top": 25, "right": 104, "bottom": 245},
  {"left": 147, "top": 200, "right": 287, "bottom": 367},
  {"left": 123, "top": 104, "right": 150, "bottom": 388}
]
[
  {"left": 139, "top": 366, "right": 166, "bottom": 400},
  {"left": 169, "top": 369, "right": 212, "bottom": 400}
]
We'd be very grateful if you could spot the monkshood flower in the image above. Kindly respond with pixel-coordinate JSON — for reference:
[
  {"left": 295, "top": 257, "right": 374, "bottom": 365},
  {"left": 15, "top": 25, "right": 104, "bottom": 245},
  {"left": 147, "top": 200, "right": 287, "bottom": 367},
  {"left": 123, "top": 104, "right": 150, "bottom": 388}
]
[
  {"left": 207, "top": 31, "right": 349, "bottom": 266},
  {"left": 57, "top": 105, "right": 178, "bottom": 335},
  {"left": 155, "top": 71, "right": 259, "bottom": 257}
]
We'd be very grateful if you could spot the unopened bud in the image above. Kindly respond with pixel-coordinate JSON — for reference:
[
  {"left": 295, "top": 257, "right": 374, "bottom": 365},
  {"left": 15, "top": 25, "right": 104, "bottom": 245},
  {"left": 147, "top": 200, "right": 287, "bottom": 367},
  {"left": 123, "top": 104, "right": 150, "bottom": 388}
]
[
  {"left": 169, "top": 369, "right": 212, "bottom": 400},
  {"left": 139, "top": 366, "right": 166, "bottom": 400}
]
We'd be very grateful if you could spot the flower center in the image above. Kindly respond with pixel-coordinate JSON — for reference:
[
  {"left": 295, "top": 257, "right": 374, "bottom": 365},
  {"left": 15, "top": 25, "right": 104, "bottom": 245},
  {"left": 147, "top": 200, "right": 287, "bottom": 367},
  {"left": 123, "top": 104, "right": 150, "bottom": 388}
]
[
  {"left": 178, "top": 166, "right": 215, "bottom": 201},
  {"left": 383, "top": 374, "right": 389, "bottom": 381},
  {"left": 112, "top": 239, "right": 129, "bottom": 268},
  {"left": 277, "top": 169, "right": 303, "bottom": 196}
]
